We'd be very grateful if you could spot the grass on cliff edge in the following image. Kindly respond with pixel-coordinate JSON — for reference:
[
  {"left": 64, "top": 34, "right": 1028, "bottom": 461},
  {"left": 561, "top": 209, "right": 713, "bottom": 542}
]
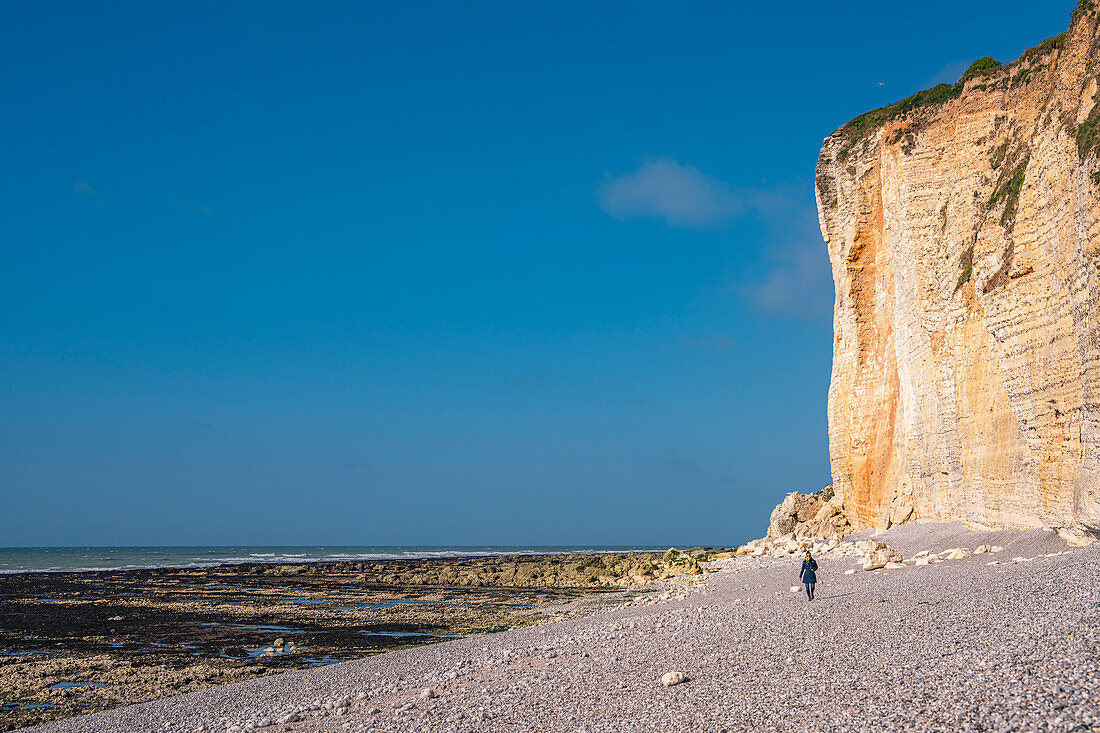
[
  {"left": 834, "top": 0, "right": 1091, "bottom": 161},
  {"left": 837, "top": 57, "right": 1002, "bottom": 160},
  {"left": 1073, "top": 0, "right": 1098, "bottom": 21}
]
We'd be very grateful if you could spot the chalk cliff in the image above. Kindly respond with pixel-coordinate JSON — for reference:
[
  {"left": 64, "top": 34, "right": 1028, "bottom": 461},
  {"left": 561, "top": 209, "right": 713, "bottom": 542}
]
[{"left": 815, "top": 2, "right": 1100, "bottom": 540}]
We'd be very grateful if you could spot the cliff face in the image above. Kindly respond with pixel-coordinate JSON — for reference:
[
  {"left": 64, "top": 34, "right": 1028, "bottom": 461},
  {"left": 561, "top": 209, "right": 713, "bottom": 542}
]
[{"left": 815, "top": 4, "right": 1100, "bottom": 540}]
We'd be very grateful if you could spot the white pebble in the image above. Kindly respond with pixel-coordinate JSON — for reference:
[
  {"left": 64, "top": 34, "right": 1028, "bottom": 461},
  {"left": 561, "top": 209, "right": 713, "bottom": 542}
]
[{"left": 660, "top": 671, "right": 687, "bottom": 686}]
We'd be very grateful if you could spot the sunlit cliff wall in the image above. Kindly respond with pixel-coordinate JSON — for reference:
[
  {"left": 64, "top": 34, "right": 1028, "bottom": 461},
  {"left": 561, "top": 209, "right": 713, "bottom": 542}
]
[{"left": 815, "top": 3, "right": 1100, "bottom": 539}]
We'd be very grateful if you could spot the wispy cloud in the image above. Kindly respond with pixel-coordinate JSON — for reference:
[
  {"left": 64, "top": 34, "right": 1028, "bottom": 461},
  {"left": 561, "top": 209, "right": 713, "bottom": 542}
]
[
  {"left": 738, "top": 205, "right": 834, "bottom": 319},
  {"left": 925, "top": 60, "right": 970, "bottom": 87},
  {"left": 173, "top": 197, "right": 217, "bottom": 217},
  {"left": 676, "top": 335, "right": 736, "bottom": 354},
  {"left": 73, "top": 180, "right": 103, "bottom": 204},
  {"left": 597, "top": 159, "right": 743, "bottom": 228},
  {"left": 599, "top": 160, "right": 833, "bottom": 318}
]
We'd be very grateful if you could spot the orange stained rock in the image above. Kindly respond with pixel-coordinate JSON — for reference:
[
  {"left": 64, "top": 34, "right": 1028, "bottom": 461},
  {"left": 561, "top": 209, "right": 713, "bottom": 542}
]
[{"left": 815, "top": 8, "right": 1100, "bottom": 539}]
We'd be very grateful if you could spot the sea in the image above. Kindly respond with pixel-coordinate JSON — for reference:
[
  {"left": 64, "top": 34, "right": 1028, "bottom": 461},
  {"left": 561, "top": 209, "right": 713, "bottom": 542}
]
[{"left": 0, "top": 546, "right": 666, "bottom": 574}]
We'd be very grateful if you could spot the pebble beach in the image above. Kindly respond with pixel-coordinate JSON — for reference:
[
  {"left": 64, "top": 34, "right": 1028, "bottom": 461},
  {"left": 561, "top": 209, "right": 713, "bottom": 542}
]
[{"left": 20, "top": 523, "right": 1099, "bottom": 733}]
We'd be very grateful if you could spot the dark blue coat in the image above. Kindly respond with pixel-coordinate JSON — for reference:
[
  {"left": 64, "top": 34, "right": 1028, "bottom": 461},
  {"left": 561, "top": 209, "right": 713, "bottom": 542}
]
[{"left": 800, "top": 558, "right": 818, "bottom": 584}]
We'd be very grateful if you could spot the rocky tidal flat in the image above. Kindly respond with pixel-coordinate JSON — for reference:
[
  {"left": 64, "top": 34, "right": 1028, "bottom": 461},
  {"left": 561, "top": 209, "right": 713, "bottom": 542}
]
[
  {"left": 0, "top": 551, "right": 704, "bottom": 730},
  {"left": 12, "top": 523, "right": 1099, "bottom": 733}
]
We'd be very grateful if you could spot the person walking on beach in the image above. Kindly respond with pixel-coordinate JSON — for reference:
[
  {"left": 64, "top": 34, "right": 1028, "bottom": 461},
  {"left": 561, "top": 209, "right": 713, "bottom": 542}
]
[{"left": 799, "top": 551, "right": 818, "bottom": 601}]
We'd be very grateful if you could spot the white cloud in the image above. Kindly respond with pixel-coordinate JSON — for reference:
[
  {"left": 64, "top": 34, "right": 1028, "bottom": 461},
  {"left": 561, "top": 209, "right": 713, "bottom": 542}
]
[
  {"left": 598, "top": 161, "right": 834, "bottom": 318},
  {"left": 597, "top": 159, "right": 743, "bottom": 228}
]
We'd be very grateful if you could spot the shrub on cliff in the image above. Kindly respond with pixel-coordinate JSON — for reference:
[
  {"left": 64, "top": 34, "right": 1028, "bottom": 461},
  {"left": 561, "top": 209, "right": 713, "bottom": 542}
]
[
  {"left": 962, "top": 57, "right": 1003, "bottom": 82},
  {"left": 1072, "top": 0, "right": 1097, "bottom": 21},
  {"left": 988, "top": 155, "right": 1030, "bottom": 225},
  {"left": 1077, "top": 106, "right": 1100, "bottom": 161}
]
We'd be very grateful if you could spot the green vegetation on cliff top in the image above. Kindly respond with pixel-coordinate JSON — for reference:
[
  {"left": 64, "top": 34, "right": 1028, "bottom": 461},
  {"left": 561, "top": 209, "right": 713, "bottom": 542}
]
[
  {"left": 835, "top": 0, "right": 1092, "bottom": 160},
  {"left": 1073, "top": 0, "right": 1097, "bottom": 21},
  {"left": 837, "top": 58, "right": 1004, "bottom": 160},
  {"left": 962, "top": 56, "right": 1004, "bottom": 81}
]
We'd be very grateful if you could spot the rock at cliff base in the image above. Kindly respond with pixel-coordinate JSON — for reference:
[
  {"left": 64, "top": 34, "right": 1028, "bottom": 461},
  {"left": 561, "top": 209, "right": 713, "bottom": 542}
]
[
  {"left": 863, "top": 543, "right": 903, "bottom": 570},
  {"left": 768, "top": 493, "right": 823, "bottom": 537},
  {"left": 763, "top": 489, "right": 852, "bottom": 542}
]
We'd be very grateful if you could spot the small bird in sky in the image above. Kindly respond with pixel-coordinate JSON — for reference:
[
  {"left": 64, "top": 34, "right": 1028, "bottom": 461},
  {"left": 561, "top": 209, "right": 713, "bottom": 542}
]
[{"left": 877, "top": 82, "right": 886, "bottom": 86}]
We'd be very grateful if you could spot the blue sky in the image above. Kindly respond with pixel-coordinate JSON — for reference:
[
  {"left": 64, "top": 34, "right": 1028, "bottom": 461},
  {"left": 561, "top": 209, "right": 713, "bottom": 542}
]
[{"left": 0, "top": 1, "right": 1075, "bottom": 547}]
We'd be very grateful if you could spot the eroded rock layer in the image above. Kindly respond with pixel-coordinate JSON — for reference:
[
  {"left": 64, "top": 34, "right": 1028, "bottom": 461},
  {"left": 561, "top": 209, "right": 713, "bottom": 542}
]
[{"left": 816, "top": 4, "right": 1100, "bottom": 539}]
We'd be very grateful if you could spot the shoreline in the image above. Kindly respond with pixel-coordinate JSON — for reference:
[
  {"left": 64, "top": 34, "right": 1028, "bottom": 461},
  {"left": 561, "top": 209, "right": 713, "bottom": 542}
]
[
  {"left": 0, "top": 547, "right": 676, "bottom": 577},
  {"left": 1, "top": 550, "right": 707, "bottom": 730},
  {"left": 14, "top": 522, "right": 1099, "bottom": 733}
]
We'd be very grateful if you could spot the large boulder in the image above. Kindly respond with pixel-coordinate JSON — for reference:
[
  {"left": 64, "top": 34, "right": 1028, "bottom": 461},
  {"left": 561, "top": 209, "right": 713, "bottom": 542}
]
[
  {"left": 766, "top": 488, "right": 851, "bottom": 540},
  {"left": 767, "top": 492, "right": 824, "bottom": 537},
  {"left": 862, "top": 541, "right": 903, "bottom": 570},
  {"left": 735, "top": 490, "right": 853, "bottom": 556}
]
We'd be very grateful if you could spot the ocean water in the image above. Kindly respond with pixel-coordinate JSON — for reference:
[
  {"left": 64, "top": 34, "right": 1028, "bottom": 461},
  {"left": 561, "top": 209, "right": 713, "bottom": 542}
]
[{"left": 0, "top": 545, "right": 664, "bottom": 574}]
